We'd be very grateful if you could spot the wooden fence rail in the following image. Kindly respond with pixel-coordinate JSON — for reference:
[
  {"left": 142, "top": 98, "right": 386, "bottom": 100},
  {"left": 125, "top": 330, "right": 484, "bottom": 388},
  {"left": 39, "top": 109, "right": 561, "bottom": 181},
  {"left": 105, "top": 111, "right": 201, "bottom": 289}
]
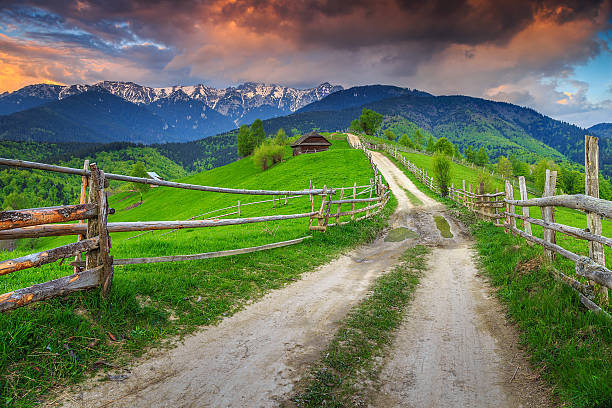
[
  {"left": 365, "top": 134, "right": 611, "bottom": 314},
  {"left": 0, "top": 141, "right": 389, "bottom": 313}
]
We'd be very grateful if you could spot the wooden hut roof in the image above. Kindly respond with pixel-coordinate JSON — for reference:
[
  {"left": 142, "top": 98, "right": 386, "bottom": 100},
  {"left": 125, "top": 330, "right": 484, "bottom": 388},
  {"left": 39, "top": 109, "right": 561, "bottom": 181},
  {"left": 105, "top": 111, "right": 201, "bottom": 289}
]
[{"left": 290, "top": 131, "right": 332, "bottom": 147}]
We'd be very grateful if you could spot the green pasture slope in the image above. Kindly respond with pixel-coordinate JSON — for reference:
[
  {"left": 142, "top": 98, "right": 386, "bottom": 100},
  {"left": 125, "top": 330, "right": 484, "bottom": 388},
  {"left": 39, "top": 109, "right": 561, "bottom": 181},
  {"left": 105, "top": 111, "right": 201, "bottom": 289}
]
[
  {"left": 383, "top": 150, "right": 611, "bottom": 408},
  {"left": 0, "top": 138, "right": 395, "bottom": 407}
]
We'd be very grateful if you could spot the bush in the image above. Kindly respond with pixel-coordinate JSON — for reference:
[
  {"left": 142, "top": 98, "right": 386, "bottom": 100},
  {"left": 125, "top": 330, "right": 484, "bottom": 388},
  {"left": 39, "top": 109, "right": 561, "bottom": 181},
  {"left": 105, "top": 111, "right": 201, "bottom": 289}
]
[
  {"left": 253, "top": 142, "right": 285, "bottom": 171},
  {"left": 399, "top": 133, "right": 415, "bottom": 149},
  {"left": 433, "top": 153, "right": 452, "bottom": 196},
  {"left": 384, "top": 129, "right": 396, "bottom": 141},
  {"left": 131, "top": 161, "right": 150, "bottom": 202},
  {"left": 274, "top": 128, "right": 288, "bottom": 146},
  {"left": 476, "top": 171, "right": 495, "bottom": 194}
]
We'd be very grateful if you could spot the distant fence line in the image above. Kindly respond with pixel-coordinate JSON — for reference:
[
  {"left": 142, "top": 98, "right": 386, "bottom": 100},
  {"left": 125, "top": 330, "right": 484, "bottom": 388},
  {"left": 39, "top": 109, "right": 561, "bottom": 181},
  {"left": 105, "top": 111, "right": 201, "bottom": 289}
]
[
  {"left": 0, "top": 145, "right": 389, "bottom": 313},
  {"left": 364, "top": 135, "right": 611, "bottom": 316}
]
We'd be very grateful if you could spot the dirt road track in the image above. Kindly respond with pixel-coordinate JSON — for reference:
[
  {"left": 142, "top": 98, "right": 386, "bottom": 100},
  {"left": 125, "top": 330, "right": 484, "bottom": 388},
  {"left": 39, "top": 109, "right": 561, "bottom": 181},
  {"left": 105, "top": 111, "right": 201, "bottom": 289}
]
[{"left": 53, "top": 139, "right": 551, "bottom": 407}]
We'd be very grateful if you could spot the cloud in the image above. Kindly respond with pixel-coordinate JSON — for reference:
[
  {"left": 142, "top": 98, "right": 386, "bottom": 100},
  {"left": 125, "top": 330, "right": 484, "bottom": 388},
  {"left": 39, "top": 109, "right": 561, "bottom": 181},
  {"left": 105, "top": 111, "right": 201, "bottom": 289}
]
[{"left": 0, "top": 0, "right": 611, "bottom": 126}]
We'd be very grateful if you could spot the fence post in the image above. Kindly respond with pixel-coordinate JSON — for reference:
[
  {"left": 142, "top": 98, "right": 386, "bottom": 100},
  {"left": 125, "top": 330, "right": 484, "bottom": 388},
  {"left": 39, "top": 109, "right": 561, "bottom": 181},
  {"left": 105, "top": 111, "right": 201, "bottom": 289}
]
[
  {"left": 74, "top": 159, "right": 89, "bottom": 273},
  {"left": 238, "top": 200, "right": 241, "bottom": 216},
  {"left": 518, "top": 176, "right": 532, "bottom": 237},
  {"left": 352, "top": 182, "right": 356, "bottom": 220},
  {"left": 542, "top": 169, "right": 557, "bottom": 261},
  {"left": 585, "top": 135, "right": 607, "bottom": 304},
  {"left": 335, "top": 187, "right": 344, "bottom": 223},
  {"left": 87, "top": 164, "right": 113, "bottom": 296},
  {"left": 504, "top": 180, "right": 515, "bottom": 232},
  {"left": 367, "top": 178, "right": 373, "bottom": 216}
]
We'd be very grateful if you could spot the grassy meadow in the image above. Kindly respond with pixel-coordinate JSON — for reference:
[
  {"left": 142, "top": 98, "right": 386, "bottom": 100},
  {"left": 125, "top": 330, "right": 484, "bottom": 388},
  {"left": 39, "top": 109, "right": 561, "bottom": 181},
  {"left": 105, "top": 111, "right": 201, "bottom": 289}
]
[{"left": 0, "top": 137, "right": 395, "bottom": 407}]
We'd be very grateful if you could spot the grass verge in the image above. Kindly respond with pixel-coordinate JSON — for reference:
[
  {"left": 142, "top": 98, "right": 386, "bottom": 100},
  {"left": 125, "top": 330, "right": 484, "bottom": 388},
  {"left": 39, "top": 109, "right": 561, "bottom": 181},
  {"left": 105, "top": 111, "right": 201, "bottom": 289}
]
[
  {"left": 383, "top": 151, "right": 612, "bottom": 408},
  {"left": 402, "top": 187, "right": 423, "bottom": 206},
  {"left": 472, "top": 223, "right": 611, "bottom": 408},
  {"left": 291, "top": 245, "right": 430, "bottom": 407}
]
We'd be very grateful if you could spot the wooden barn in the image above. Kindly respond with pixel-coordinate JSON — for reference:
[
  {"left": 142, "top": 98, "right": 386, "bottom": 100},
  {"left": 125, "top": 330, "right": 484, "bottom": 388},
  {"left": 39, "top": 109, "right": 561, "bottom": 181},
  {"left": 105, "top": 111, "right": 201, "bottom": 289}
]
[{"left": 291, "top": 132, "right": 332, "bottom": 156}]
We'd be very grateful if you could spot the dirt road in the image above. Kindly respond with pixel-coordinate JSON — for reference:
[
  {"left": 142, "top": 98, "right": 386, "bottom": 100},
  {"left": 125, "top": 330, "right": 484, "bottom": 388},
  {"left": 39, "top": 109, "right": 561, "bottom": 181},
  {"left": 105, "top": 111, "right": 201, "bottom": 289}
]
[{"left": 53, "top": 139, "right": 550, "bottom": 407}]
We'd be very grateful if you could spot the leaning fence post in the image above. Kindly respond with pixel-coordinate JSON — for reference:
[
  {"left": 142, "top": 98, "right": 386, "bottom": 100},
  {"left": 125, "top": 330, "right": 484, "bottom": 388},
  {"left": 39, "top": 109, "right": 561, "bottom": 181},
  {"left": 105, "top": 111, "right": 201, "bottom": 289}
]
[
  {"left": 585, "top": 134, "right": 607, "bottom": 304},
  {"left": 542, "top": 169, "right": 557, "bottom": 261},
  {"left": 74, "top": 159, "right": 89, "bottom": 273},
  {"left": 518, "top": 176, "right": 532, "bottom": 237}
]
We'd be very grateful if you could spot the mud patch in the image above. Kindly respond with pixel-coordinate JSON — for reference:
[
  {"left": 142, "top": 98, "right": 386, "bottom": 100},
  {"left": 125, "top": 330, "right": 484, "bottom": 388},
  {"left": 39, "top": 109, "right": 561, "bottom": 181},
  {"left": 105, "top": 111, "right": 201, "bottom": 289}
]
[
  {"left": 384, "top": 227, "right": 418, "bottom": 242},
  {"left": 434, "top": 215, "right": 453, "bottom": 238}
]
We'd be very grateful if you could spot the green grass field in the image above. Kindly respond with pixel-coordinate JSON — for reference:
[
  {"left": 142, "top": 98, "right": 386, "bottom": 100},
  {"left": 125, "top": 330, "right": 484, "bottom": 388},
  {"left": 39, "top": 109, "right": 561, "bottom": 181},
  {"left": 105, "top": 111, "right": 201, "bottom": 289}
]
[{"left": 0, "top": 138, "right": 395, "bottom": 407}]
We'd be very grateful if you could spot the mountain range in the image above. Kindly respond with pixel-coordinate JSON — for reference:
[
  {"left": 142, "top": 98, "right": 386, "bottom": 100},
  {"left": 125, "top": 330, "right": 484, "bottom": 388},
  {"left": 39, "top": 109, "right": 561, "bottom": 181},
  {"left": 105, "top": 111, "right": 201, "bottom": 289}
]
[
  {"left": 0, "top": 81, "right": 342, "bottom": 143},
  {"left": 0, "top": 81, "right": 610, "bottom": 179}
]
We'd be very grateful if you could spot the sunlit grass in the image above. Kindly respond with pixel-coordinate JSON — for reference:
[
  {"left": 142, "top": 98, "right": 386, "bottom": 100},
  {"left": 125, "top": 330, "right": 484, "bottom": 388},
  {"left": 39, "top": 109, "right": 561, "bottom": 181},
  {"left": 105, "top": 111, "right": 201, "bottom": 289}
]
[{"left": 0, "top": 137, "right": 396, "bottom": 407}]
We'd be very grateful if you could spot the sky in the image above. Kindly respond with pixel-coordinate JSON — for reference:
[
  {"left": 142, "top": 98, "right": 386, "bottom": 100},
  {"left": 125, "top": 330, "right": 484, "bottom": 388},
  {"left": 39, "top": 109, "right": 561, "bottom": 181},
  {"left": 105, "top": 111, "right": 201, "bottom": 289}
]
[{"left": 0, "top": 0, "right": 611, "bottom": 128}]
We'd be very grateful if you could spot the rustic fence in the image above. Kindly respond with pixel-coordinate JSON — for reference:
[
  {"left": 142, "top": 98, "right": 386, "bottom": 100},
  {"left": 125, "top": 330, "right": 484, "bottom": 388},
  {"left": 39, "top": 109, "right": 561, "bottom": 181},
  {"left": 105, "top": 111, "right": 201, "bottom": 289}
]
[
  {"left": 0, "top": 150, "right": 388, "bottom": 312},
  {"left": 370, "top": 135, "right": 611, "bottom": 316}
]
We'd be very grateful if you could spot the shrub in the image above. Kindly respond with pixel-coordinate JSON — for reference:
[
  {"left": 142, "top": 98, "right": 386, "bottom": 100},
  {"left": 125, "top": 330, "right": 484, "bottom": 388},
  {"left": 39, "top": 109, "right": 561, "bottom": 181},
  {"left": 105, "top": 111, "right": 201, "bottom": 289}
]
[
  {"left": 131, "top": 161, "right": 150, "bottom": 202},
  {"left": 476, "top": 171, "right": 495, "bottom": 194},
  {"left": 253, "top": 142, "right": 285, "bottom": 171},
  {"left": 274, "top": 128, "right": 288, "bottom": 146},
  {"left": 399, "top": 133, "right": 415, "bottom": 149},
  {"left": 433, "top": 152, "right": 452, "bottom": 196}
]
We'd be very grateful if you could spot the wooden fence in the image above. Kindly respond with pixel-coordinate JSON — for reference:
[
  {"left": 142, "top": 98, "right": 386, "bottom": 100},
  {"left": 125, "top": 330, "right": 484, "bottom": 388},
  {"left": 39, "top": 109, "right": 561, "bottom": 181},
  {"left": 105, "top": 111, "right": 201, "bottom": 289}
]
[
  {"left": 0, "top": 150, "right": 388, "bottom": 312},
  {"left": 371, "top": 135, "right": 611, "bottom": 316}
]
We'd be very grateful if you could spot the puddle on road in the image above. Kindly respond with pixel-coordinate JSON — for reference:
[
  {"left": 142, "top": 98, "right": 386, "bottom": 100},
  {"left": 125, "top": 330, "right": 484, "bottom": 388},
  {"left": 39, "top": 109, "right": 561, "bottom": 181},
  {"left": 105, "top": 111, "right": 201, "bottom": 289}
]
[
  {"left": 434, "top": 216, "right": 453, "bottom": 238},
  {"left": 384, "top": 227, "right": 418, "bottom": 242}
]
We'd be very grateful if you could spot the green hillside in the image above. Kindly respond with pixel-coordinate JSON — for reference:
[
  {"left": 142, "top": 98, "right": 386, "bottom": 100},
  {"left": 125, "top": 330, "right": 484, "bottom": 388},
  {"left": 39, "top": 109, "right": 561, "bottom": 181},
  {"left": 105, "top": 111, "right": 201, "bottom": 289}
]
[{"left": 0, "top": 138, "right": 393, "bottom": 406}]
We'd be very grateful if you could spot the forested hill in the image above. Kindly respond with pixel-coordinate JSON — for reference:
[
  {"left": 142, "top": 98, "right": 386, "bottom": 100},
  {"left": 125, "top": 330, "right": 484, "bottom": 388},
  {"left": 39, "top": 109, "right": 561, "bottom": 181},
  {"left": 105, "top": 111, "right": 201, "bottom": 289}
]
[{"left": 261, "top": 87, "right": 611, "bottom": 178}]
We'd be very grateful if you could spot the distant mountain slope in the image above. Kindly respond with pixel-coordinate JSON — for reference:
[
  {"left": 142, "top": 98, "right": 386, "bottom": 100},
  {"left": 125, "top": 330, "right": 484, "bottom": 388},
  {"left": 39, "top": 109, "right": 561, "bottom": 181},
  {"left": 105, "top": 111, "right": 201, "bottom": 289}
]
[
  {"left": 297, "top": 85, "right": 430, "bottom": 113},
  {"left": 589, "top": 123, "right": 612, "bottom": 139},
  {"left": 263, "top": 88, "right": 608, "bottom": 172}
]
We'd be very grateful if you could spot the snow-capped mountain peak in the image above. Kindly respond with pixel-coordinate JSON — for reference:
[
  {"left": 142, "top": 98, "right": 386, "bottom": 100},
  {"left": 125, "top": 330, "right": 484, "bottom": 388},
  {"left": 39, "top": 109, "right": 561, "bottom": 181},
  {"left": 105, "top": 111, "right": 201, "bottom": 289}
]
[{"left": 0, "top": 80, "right": 343, "bottom": 124}]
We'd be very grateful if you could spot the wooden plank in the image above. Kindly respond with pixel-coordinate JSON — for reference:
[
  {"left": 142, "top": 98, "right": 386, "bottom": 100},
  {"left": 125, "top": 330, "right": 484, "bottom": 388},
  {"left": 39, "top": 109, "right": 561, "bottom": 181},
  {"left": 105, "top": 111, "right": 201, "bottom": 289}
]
[
  {"left": 585, "top": 134, "right": 607, "bottom": 303},
  {"left": 329, "top": 197, "right": 382, "bottom": 204},
  {"left": 505, "top": 212, "right": 612, "bottom": 247},
  {"left": 0, "top": 204, "right": 97, "bottom": 231},
  {"left": 0, "top": 157, "right": 332, "bottom": 196},
  {"left": 505, "top": 194, "right": 612, "bottom": 218},
  {"left": 0, "top": 237, "right": 99, "bottom": 276},
  {"left": 542, "top": 169, "right": 557, "bottom": 260},
  {"left": 114, "top": 236, "right": 311, "bottom": 265},
  {"left": 0, "top": 266, "right": 102, "bottom": 313},
  {"left": 335, "top": 188, "right": 344, "bottom": 223},
  {"left": 518, "top": 176, "right": 531, "bottom": 236}
]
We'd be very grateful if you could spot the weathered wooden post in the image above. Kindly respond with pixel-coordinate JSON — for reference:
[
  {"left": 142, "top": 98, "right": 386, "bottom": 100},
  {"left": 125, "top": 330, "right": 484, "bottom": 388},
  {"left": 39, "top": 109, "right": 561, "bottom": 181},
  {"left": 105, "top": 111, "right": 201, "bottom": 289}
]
[
  {"left": 335, "top": 187, "right": 344, "bottom": 223},
  {"left": 74, "top": 159, "right": 89, "bottom": 273},
  {"left": 504, "top": 180, "right": 515, "bottom": 232},
  {"left": 87, "top": 163, "right": 113, "bottom": 297},
  {"left": 542, "top": 169, "right": 557, "bottom": 261},
  {"left": 352, "top": 182, "right": 357, "bottom": 220},
  {"left": 367, "top": 178, "right": 373, "bottom": 216},
  {"left": 518, "top": 176, "right": 532, "bottom": 237},
  {"left": 238, "top": 200, "right": 241, "bottom": 216},
  {"left": 585, "top": 135, "right": 607, "bottom": 304}
]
